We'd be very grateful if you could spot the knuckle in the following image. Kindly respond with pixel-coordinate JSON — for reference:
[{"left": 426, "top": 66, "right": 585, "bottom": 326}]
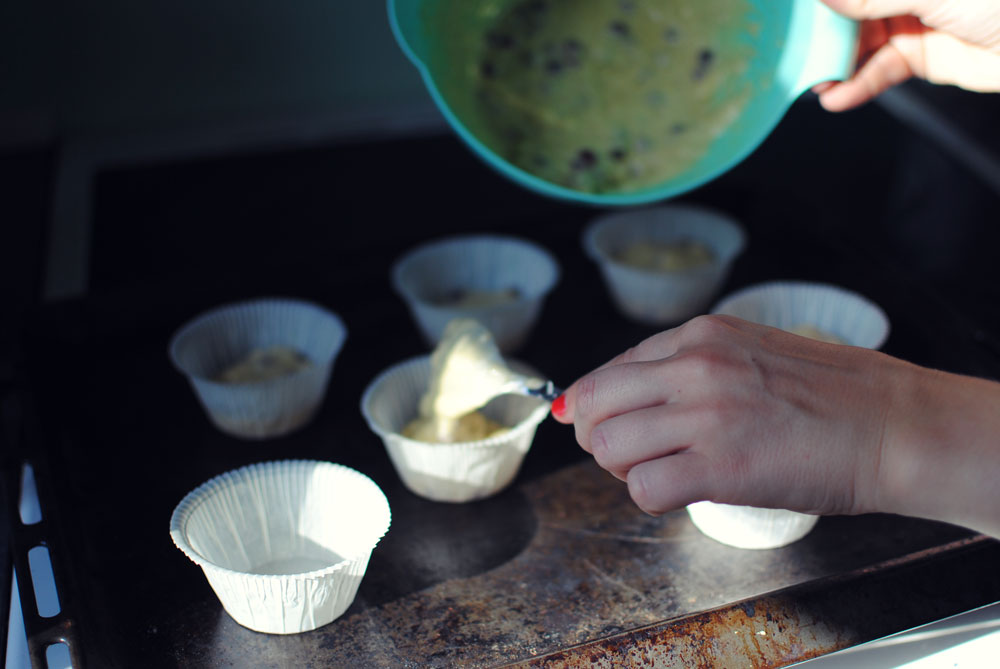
[
  {"left": 589, "top": 423, "right": 613, "bottom": 468},
  {"left": 682, "top": 345, "right": 739, "bottom": 383},
  {"left": 627, "top": 468, "right": 664, "bottom": 516},
  {"left": 575, "top": 374, "right": 598, "bottom": 416},
  {"left": 618, "top": 344, "right": 640, "bottom": 366},
  {"left": 625, "top": 330, "right": 670, "bottom": 363},
  {"left": 689, "top": 403, "right": 725, "bottom": 442},
  {"left": 681, "top": 313, "right": 729, "bottom": 340}
]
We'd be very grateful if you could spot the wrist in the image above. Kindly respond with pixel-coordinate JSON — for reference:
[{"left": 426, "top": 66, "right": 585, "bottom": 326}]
[{"left": 876, "top": 362, "right": 1000, "bottom": 537}]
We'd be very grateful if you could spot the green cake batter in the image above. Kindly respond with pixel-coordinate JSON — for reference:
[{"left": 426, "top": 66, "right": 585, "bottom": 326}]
[{"left": 467, "top": 0, "right": 757, "bottom": 193}]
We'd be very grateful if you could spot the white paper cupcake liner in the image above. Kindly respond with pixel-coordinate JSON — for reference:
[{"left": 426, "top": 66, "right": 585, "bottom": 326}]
[
  {"left": 686, "top": 501, "right": 818, "bottom": 550},
  {"left": 583, "top": 204, "right": 746, "bottom": 325},
  {"left": 391, "top": 234, "right": 560, "bottom": 352},
  {"left": 169, "top": 298, "right": 348, "bottom": 439},
  {"left": 711, "top": 280, "right": 890, "bottom": 349},
  {"left": 360, "top": 355, "right": 550, "bottom": 503},
  {"left": 169, "top": 460, "right": 391, "bottom": 634},
  {"left": 688, "top": 282, "right": 890, "bottom": 549}
]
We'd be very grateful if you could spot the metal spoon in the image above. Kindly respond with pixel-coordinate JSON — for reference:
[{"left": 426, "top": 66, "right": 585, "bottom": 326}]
[{"left": 512, "top": 377, "right": 563, "bottom": 402}]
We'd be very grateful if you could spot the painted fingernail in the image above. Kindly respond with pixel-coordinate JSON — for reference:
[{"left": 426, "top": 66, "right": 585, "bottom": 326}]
[{"left": 551, "top": 394, "right": 567, "bottom": 418}]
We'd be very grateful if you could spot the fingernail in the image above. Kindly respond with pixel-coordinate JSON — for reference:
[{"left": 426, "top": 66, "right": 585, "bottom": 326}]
[{"left": 551, "top": 394, "right": 567, "bottom": 418}]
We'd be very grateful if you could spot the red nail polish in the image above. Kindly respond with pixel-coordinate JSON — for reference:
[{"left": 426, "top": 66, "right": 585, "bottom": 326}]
[{"left": 551, "top": 394, "right": 567, "bottom": 418}]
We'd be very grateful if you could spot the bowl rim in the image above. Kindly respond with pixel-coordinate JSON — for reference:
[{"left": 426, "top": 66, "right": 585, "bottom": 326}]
[
  {"left": 169, "top": 459, "right": 391, "bottom": 581},
  {"left": 360, "top": 354, "right": 551, "bottom": 450},
  {"left": 390, "top": 233, "right": 561, "bottom": 305},
  {"left": 167, "top": 297, "right": 348, "bottom": 384}
]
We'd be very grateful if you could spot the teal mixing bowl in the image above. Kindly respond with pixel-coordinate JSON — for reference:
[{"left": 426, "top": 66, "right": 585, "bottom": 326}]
[{"left": 389, "top": 0, "right": 857, "bottom": 206}]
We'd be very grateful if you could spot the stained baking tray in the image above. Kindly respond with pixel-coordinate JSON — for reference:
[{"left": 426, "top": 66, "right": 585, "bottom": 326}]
[{"left": 7, "top": 97, "right": 1000, "bottom": 667}]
